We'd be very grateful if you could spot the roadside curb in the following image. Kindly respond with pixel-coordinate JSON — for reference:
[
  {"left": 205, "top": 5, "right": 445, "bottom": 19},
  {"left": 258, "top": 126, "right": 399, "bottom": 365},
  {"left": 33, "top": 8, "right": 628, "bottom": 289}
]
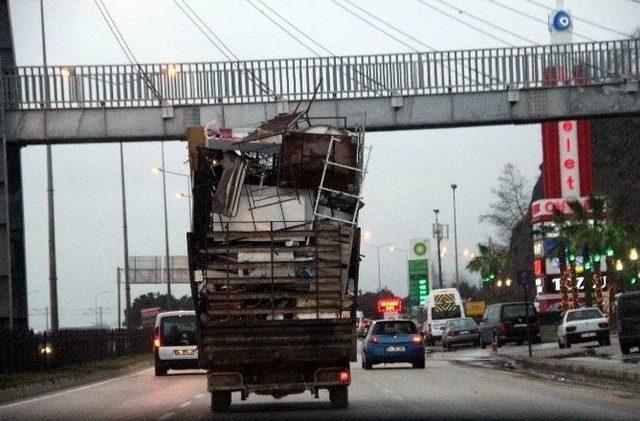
[{"left": 502, "top": 353, "right": 640, "bottom": 384}]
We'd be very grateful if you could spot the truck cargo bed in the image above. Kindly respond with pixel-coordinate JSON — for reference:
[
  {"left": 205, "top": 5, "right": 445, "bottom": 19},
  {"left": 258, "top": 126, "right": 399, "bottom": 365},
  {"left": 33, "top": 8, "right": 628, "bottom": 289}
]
[{"left": 198, "top": 318, "right": 356, "bottom": 366}]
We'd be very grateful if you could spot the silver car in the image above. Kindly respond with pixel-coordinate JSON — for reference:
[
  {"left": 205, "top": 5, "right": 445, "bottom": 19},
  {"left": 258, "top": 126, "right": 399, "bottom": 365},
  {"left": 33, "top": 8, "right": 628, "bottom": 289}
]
[{"left": 442, "top": 318, "right": 480, "bottom": 350}]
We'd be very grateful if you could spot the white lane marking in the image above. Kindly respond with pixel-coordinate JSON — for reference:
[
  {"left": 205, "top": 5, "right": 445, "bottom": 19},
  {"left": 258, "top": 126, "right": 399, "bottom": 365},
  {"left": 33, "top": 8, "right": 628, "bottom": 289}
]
[
  {"left": 158, "top": 411, "right": 175, "bottom": 420},
  {"left": 194, "top": 393, "right": 206, "bottom": 399},
  {"left": 0, "top": 367, "right": 154, "bottom": 409},
  {"left": 179, "top": 401, "right": 191, "bottom": 408}
]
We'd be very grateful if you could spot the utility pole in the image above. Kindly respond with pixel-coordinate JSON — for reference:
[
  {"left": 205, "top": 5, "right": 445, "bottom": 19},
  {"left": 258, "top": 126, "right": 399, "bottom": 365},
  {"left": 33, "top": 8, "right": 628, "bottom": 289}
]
[
  {"left": 451, "top": 184, "right": 460, "bottom": 290},
  {"left": 119, "top": 142, "right": 131, "bottom": 326},
  {"left": 116, "top": 269, "right": 121, "bottom": 329},
  {"left": 161, "top": 143, "right": 172, "bottom": 307},
  {"left": 434, "top": 209, "right": 443, "bottom": 289},
  {"left": 41, "top": 0, "right": 59, "bottom": 332}
]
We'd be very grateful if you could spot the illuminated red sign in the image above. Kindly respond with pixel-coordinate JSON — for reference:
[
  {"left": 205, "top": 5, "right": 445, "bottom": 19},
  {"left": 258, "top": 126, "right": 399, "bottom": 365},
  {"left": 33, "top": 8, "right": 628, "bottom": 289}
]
[
  {"left": 533, "top": 259, "right": 544, "bottom": 277},
  {"left": 530, "top": 197, "right": 591, "bottom": 223},
  {"left": 376, "top": 297, "right": 403, "bottom": 314}
]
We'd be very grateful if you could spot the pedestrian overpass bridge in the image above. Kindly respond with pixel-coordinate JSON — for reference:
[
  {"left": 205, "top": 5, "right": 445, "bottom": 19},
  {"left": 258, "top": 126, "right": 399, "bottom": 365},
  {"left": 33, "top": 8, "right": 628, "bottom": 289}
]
[{"left": 2, "top": 38, "right": 639, "bottom": 144}]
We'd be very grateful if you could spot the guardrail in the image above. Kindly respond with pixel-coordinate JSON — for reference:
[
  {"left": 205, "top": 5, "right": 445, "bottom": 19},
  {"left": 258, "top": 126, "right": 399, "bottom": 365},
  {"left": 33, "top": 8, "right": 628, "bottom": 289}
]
[{"left": 1, "top": 38, "right": 637, "bottom": 110}]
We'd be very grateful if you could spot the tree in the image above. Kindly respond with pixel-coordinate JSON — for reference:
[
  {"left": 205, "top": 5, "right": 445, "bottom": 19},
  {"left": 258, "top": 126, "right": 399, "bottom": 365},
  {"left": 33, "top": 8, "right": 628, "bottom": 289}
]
[
  {"left": 466, "top": 239, "right": 510, "bottom": 303},
  {"left": 125, "top": 292, "right": 194, "bottom": 328},
  {"left": 551, "top": 196, "right": 634, "bottom": 310},
  {"left": 480, "top": 163, "right": 530, "bottom": 242}
]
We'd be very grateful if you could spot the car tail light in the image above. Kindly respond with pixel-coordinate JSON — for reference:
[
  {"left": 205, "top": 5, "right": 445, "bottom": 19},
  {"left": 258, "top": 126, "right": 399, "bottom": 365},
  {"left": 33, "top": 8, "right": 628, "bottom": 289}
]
[
  {"left": 338, "top": 370, "right": 350, "bottom": 384},
  {"left": 154, "top": 326, "right": 161, "bottom": 348},
  {"left": 496, "top": 323, "right": 507, "bottom": 332},
  {"left": 566, "top": 326, "right": 577, "bottom": 333},
  {"left": 369, "top": 335, "right": 380, "bottom": 344},
  {"left": 599, "top": 322, "right": 609, "bottom": 329},
  {"left": 447, "top": 331, "right": 457, "bottom": 336},
  {"left": 411, "top": 334, "right": 423, "bottom": 344}
]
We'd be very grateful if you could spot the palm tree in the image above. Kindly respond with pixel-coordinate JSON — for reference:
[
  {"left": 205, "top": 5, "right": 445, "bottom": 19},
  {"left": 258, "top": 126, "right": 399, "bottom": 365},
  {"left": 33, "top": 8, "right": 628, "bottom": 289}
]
[
  {"left": 552, "top": 196, "right": 632, "bottom": 311},
  {"left": 467, "top": 239, "right": 509, "bottom": 302}
]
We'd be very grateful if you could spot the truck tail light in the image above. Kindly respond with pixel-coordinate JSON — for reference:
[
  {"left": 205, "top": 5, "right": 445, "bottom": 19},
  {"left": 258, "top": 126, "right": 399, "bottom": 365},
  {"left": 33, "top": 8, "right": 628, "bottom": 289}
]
[
  {"left": 369, "top": 335, "right": 380, "bottom": 344},
  {"left": 566, "top": 326, "right": 577, "bottom": 333},
  {"left": 411, "top": 334, "right": 423, "bottom": 343},
  {"left": 338, "top": 370, "right": 350, "bottom": 384}
]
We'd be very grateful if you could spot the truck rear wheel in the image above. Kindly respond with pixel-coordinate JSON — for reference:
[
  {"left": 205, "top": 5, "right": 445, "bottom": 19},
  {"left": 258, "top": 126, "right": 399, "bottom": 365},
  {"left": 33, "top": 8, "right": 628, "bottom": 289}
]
[
  {"left": 329, "top": 385, "right": 348, "bottom": 409},
  {"left": 211, "top": 391, "right": 231, "bottom": 412}
]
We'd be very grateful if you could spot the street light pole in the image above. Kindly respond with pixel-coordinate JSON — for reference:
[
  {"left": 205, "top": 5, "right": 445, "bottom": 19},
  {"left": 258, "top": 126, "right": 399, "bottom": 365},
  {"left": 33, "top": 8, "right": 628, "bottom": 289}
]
[
  {"left": 451, "top": 184, "right": 460, "bottom": 290},
  {"left": 434, "top": 209, "right": 443, "bottom": 289},
  {"left": 160, "top": 143, "right": 172, "bottom": 307},
  {"left": 41, "top": 0, "right": 59, "bottom": 333},
  {"left": 118, "top": 142, "right": 131, "bottom": 327},
  {"left": 376, "top": 246, "right": 382, "bottom": 291}
]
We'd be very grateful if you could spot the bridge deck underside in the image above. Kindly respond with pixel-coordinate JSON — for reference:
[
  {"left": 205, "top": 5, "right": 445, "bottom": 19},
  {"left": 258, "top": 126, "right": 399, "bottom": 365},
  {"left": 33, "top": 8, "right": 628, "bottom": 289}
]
[{"left": 4, "top": 83, "right": 639, "bottom": 144}]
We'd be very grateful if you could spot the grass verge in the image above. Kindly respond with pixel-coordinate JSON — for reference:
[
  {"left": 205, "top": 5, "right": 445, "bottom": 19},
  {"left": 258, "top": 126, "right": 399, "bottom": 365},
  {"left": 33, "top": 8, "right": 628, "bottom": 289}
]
[{"left": 0, "top": 354, "right": 152, "bottom": 396}]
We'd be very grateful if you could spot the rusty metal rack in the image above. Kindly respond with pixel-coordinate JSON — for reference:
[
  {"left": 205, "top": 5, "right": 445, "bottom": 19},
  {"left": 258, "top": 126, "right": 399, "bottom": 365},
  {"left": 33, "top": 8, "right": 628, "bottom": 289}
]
[{"left": 192, "top": 220, "right": 354, "bottom": 321}]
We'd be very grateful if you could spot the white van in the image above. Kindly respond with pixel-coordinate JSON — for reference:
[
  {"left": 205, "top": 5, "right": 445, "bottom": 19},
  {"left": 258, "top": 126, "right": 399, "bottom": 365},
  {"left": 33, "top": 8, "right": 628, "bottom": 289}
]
[
  {"left": 424, "top": 288, "right": 465, "bottom": 343},
  {"left": 154, "top": 310, "right": 198, "bottom": 376}
]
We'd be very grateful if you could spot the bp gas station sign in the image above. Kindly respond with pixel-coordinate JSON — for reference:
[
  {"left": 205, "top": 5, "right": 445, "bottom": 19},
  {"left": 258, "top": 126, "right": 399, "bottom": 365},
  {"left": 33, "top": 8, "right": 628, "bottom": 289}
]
[{"left": 409, "top": 239, "right": 430, "bottom": 306}]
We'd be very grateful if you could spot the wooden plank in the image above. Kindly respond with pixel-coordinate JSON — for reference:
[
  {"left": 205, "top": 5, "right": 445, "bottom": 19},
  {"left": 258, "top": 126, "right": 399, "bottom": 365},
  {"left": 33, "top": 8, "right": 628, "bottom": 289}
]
[
  {"left": 203, "top": 276, "right": 341, "bottom": 284},
  {"left": 206, "top": 307, "right": 347, "bottom": 316},
  {"left": 199, "top": 245, "right": 340, "bottom": 254},
  {"left": 205, "top": 260, "right": 342, "bottom": 270},
  {"left": 206, "top": 291, "right": 345, "bottom": 301}
]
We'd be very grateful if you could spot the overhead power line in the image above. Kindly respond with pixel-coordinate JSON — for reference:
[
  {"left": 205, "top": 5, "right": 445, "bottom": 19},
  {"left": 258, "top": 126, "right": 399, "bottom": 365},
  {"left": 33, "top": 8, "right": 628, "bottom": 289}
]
[
  {"left": 414, "top": 0, "right": 514, "bottom": 46},
  {"left": 172, "top": 0, "right": 275, "bottom": 97},
  {"left": 94, "top": 0, "right": 163, "bottom": 102},
  {"left": 485, "top": 0, "right": 595, "bottom": 42},
  {"left": 329, "top": 0, "right": 420, "bottom": 52},
  {"left": 431, "top": 0, "right": 537, "bottom": 44},
  {"left": 521, "top": 0, "right": 633, "bottom": 38},
  {"left": 342, "top": 0, "right": 436, "bottom": 51},
  {"left": 245, "top": 0, "right": 321, "bottom": 56},
  {"left": 246, "top": 0, "right": 388, "bottom": 92}
]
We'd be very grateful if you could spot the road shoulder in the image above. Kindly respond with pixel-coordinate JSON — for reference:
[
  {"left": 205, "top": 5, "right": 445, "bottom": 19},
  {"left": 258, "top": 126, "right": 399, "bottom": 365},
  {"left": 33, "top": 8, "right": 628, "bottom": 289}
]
[{"left": 0, "top": 354, "right": 153, "bottom": 405}]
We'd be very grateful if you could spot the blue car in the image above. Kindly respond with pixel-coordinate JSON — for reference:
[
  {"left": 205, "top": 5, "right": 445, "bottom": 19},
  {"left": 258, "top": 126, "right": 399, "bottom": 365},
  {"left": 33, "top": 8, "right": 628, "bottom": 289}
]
[{"left": 362, "top": 319, "right": 425, "bottom": 369}]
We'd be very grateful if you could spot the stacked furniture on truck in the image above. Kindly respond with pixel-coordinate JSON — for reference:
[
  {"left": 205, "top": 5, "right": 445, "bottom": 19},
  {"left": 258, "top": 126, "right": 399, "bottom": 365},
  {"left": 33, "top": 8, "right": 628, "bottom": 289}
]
[{"left": 187, "top": 110, "right": 369, "bottom": 411}]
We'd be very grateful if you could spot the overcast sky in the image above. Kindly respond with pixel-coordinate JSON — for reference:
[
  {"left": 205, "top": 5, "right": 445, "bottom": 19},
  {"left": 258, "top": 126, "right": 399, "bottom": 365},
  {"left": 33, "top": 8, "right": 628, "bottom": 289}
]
[{"left": 8, "top": 0, "right": 639, "bottom": 330}]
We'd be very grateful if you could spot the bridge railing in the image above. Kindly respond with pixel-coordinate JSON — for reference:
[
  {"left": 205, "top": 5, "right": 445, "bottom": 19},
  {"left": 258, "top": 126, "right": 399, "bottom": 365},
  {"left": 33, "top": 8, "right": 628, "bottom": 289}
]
[{"left": 1, "top": 38, "right": 637, "bottom": 110}]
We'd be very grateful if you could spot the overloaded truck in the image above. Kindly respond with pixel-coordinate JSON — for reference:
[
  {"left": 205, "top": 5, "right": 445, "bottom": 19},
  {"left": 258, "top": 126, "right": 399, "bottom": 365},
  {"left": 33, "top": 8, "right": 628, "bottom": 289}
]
[{"left": 186, "top": 110, "right": 369, "bottom": 412}]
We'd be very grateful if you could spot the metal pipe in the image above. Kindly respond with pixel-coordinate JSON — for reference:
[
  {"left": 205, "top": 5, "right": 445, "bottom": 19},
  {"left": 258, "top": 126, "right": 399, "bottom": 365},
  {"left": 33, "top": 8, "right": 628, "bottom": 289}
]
[
  {"left": 41, "top": 0, "right": 59, "bottom": 333},
  {"left": 161, "top": 142, "right": 172, "bottom": 306},
  {"left": 119, "top": 142, "right": 132, "bottom": 327},
  {"left": 451, "top": 184, "right": 459, "bottom": 289}
]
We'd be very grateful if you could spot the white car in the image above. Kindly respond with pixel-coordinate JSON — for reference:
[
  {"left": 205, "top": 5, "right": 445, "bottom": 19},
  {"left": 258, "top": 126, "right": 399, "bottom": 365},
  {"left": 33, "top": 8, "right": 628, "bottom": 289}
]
[
  {"left": 154, "top": 310, "right": 199, "bottom": 376},
  {"left": 557, "top": 307, "right": 610, "bottom": 349}
]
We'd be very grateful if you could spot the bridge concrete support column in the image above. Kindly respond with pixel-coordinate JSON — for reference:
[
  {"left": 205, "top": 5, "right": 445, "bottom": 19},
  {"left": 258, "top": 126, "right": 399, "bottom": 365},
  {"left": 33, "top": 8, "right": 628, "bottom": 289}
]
[{"left": 0, "top": 0, "right": 27, "bottom": 330}]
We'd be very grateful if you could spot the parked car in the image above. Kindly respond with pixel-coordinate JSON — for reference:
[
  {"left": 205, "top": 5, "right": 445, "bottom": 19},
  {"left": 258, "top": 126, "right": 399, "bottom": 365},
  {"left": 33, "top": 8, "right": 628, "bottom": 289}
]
[
  {"left": 442, "top": 318, "right": 480, "bottom": 350},
  {"left": 154, "top": 310, "right": 198, "bottom": 376},
  {"left": 617, "top": 291, "right": 640, "bottom": 355},
  {"left": 362, "top": 319, "right": 425, "bottom": 369},
  {"left": 479, "top": 302, "right": 540, "bottom": 348},
  {"left": 557, "top": 307, "right": 610, "bottom": 349}
]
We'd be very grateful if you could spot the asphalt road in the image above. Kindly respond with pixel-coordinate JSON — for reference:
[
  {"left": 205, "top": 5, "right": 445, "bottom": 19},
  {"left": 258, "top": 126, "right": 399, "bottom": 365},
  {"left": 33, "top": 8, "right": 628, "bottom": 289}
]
[{"left": 1, "top": 346, "right": 639, "bottom": 421}]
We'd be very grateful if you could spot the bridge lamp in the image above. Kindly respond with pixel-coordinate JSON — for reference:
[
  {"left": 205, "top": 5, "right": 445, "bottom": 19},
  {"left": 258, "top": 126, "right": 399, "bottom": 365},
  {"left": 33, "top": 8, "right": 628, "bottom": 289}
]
[
  {"left": 151, "top": 167, "right": 162, "bottom": 175},
  {"left": 174, "top": 192, "right": 189, "bottom": 199},
  {"left": 615, "top": 260, "right": 624, "bottom": 271},
  {"left": 165, "top": 64, "right": 180, "bottom": 77},
  {"left": 60, "top": 67, "right": 71, "bottom": 78},
  {"left": 496, "top": 280, "right": 503, "bottom": 288},
  {"left": 630, "top": 248, "right": 638, "bottom": 261},
  {"left": 505, "top": 278, "right": 512, "bottom": 287}
]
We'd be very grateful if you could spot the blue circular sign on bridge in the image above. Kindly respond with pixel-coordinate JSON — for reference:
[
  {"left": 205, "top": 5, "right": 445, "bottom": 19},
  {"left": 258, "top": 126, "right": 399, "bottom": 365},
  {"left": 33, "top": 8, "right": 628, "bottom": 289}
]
[{"left": 552, "top": 10, "right": 572, "bottom": 31}]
